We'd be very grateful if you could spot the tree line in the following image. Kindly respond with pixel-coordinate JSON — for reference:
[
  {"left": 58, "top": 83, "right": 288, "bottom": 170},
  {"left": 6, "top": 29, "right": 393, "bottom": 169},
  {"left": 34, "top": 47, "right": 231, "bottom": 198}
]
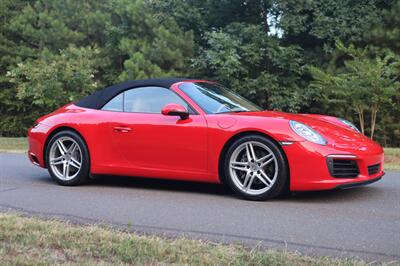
[{"left": 0, "top": 0, "right": 399, "bottom": 146}]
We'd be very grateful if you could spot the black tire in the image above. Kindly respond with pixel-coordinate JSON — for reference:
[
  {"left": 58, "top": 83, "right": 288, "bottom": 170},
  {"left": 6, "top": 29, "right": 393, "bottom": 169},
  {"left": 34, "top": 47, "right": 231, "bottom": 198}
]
[
  {"left": 223, "top": 135, "right": 288, "bottom": 201},
  {"left": 45, "top": 130, "right": 90, "bottom": 186}
]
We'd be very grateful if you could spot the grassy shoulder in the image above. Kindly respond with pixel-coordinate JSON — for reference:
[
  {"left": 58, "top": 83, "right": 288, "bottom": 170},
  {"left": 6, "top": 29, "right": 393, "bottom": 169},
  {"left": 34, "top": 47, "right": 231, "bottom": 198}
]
[
  {"left": 0, "top": 137, "right": 28, "bottom": 153},
  {"left": 0, "top": 213, "right": 368, "bottom": 265},
  {"left": 0, "top": 137, "right": 398, "bottom": 170},
  {"left": 384, "top": 148, "right": 400, "bottom": 170}
]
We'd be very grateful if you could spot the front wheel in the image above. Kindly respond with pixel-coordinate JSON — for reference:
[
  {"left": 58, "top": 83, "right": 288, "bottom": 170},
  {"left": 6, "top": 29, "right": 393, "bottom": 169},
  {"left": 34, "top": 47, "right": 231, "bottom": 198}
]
[
  {"left": 223, "top": 135, "right": 288, "bottom": 200},
  {"left": 46, "top": 130, "right": 90, "bottom": 185}
]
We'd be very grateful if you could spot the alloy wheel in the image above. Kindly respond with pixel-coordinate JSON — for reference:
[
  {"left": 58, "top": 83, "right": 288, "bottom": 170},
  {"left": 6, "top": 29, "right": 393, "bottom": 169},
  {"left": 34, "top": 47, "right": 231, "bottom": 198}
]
[
  {"left": 229, "top": 141, "right": 278, "bottom": 196},
  {"left": 49, "top": 136, "right": 82, "bottom": 181}
]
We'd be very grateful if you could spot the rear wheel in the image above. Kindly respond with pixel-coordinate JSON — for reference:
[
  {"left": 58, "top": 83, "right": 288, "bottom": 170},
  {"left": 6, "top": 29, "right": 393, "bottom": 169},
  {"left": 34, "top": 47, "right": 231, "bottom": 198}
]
[
  {"left": 223, "top": 135, "right": 288, "bottom": 200},
  {"left": 46, "top": 130, "right": 89, "bottom": 185}
]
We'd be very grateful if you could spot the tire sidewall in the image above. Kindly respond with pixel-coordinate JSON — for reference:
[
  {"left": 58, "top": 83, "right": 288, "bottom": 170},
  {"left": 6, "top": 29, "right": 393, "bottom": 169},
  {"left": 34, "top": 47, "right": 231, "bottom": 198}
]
[
  {"left": 223, "top": 135, "right": 288, "bottom": 200},
  {"left": 46, "top": 130, "right": 90, "bottom": 185}
]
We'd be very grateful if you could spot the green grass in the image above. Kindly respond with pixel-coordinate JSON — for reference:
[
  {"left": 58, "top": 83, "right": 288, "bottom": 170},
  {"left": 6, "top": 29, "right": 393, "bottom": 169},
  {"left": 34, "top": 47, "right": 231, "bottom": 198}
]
[
  {"left": 0, "top": 213, "right": 372, "bottom": 265},
  {"left": 0, "top": 137, "right": 398, "bottom": 170},
  {"left": 0, "top": 137, "right": 27, "bottom": 153},
  {"left": 384, "top": 148, "right": 400, "bottom": 170}
]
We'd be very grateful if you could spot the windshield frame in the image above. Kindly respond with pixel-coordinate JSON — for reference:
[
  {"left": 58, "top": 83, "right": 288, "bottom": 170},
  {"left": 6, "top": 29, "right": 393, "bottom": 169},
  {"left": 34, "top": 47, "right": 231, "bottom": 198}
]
[{"left": 178, "top": 82, "right": 263, "bottom": 115}]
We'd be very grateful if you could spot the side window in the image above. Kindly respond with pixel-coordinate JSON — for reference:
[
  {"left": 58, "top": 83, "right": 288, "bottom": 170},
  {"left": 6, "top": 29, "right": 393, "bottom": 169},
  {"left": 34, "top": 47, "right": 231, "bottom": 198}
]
[
  {"left": 123, "top": 87, "right": 190, "bottom": 114},
  {"left": 101, "top": 93, "right": 123, "bottom": 112}
]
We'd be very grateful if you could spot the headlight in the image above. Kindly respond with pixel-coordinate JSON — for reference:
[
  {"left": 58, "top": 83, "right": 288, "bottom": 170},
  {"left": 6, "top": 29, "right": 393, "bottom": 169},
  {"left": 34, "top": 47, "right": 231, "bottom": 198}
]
[
  {"left": 32, "top": 121, "right": 40, "bottom": 129},
  {"left": 337, "top": 118, "right": 360, "bottom": 133},
  {"left": 289, "top": 120, "right": 327, "bottom": 145}
]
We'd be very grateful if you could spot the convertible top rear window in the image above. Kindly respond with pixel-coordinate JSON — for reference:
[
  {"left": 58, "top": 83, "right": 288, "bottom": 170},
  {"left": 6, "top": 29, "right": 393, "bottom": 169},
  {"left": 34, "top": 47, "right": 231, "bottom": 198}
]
[
  {"left": 102, "top": 86, "right": 193, "bottom": 114},
  {"left": 75, "top": 78, "right": 188, "bottom": 109}
]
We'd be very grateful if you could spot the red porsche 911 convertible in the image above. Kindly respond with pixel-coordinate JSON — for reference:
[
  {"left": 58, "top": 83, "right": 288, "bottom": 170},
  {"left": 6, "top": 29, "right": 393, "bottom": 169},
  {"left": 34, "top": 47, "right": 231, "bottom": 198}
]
[{"left": 28, "top": 78, "right": 384, "bottom": 200}]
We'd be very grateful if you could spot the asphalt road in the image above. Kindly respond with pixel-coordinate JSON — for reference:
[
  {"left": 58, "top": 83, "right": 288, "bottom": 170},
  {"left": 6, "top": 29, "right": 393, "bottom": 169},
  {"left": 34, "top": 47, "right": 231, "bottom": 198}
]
[{"left": 0, "top": 153, "right": 399, "bottom": 262}]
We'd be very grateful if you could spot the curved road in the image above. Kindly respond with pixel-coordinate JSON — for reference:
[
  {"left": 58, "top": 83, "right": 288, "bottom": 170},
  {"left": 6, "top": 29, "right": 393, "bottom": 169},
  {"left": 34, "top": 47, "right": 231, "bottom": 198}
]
[{"left": 0, "top": 153, "right": 399, "bottom": 262}]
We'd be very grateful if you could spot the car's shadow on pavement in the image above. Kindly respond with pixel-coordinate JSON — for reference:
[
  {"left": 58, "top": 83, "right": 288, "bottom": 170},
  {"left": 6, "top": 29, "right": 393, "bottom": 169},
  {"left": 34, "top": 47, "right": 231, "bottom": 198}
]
[
  {"left": 285, "top": 187, "right": 383, "bottom": 203},
  {"left": 88, "top": 174, "right": 231, "bottom": 196},
  {"left": 81, "top": 174, "right": 383, "bottom": 202}
]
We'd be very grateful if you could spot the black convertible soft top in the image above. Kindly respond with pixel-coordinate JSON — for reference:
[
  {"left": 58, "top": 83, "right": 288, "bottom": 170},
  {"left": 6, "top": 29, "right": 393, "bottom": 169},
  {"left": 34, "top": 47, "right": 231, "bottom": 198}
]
[{"left": 75, "top": 78, "right": 189, "bottom": 109}]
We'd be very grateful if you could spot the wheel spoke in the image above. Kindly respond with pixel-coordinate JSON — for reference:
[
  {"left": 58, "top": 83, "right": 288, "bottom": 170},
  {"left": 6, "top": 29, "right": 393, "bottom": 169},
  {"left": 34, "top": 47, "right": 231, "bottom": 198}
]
[
  {"left": 245, "top": 175, "right": 255, "bottom": 192},
  {"left": 259, "top": 169, "right": 273, "bottom": 184},
  {"left": 230, "top": 164, "right": 248, "bottom": 172},
  {"left": 245, "top": 144, "right": 251, "bottom": 161},
  {"left": 255, "top": 173, "right": 269, "bottom": 186},
  {"left": 50, "top": 156, "right": 63, "bottom": 166},
  {"left": 231, "top": 161, "right": 248, "bottom": 166},
  {"left": 69, "top": 158, "right": 81, "bottom": 169},
  {"left": 67, "top": 143, "right": 77, "bottom": 154},
  {"left": 242, "top": 172, "right": 251, "bottom": 188},
  {"left": 248, "top": 143, "right": 257, "bottom": 161},
  {"left": 62, "top": 162, "right": 69, "bottom": 178},
  {"left": 260, "top": 157, "right": 274, "bottom": 168},
  {"left": 231, "top": 161, "right": 248, "bottom": 172},
  {"left": 56, "top": 140, "right": 67, "bottom": 155},
  {"left": 256, "top": 153, "right": 273, "bottom": 163}
]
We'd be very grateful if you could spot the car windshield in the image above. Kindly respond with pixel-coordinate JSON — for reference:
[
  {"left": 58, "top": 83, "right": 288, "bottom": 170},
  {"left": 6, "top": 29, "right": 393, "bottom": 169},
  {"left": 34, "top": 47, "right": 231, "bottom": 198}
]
[{"left": 179, "top": 82, "right": 262, "bottom": 114}]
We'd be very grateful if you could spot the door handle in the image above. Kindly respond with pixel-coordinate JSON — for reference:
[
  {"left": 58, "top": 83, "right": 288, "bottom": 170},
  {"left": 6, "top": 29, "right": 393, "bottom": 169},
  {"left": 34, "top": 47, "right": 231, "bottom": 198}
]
[{"left": 113, "top": 126, "right": 131, "bottom": 133}]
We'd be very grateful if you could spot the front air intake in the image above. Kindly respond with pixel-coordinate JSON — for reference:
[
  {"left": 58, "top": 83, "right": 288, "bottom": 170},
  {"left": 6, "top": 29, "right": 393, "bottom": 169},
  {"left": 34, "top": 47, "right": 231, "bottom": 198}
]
[
  {"left": 368, "top": 163, "right": 380, "bottom": 176},
  {"left": 327, "top": 158, "right": 360, "bottom": 178}
]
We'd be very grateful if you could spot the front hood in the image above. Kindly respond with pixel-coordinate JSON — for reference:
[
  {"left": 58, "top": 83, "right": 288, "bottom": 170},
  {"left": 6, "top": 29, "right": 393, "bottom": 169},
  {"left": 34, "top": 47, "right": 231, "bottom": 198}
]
[{"left": 232, "top": 111, "right": 381, "bottom": 151}]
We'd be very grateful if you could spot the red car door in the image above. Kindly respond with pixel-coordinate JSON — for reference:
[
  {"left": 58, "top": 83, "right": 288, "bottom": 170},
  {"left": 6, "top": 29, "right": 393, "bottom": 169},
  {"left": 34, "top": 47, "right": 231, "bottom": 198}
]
[{"left": 102, "top": 86, "right": 208, "bottom": 176}]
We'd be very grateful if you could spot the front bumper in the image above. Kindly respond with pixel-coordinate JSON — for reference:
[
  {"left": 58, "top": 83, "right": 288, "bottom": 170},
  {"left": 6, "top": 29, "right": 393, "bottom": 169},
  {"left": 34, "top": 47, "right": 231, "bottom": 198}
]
[
  {"left": 336, "top": 175, "right": 383, "bottom": 189},
  {"left": 27, "top": 123, "right": 50, "bottom": 168},
  {"left": 283, "top": 141, "right": 385, "bottom": 191}
]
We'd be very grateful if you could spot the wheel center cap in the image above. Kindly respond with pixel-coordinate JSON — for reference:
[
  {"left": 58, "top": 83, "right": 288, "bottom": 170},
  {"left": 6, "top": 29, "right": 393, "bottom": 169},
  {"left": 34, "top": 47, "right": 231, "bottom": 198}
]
[{"left": 250, "top": 163, "right": 258, "bottom": 171}]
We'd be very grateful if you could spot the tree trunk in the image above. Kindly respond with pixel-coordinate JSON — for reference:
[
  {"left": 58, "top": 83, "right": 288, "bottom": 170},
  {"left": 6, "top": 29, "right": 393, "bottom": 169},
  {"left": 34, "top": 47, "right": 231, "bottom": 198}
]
[
  {"left": 356, "top": 105, "right": 365, "bottom": 135},
  {"left": 370, "top": 103, "right": 378, "bottom": 140},
  {"left": 260, "top": 0, "right": 269, "bottom": 34}
]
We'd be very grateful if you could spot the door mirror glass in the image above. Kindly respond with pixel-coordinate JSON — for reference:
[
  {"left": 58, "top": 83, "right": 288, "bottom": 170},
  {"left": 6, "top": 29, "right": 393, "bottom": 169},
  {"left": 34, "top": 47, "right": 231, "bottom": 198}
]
[{"left": 161, "top": 103, "right": 189, "bottom": 120}]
